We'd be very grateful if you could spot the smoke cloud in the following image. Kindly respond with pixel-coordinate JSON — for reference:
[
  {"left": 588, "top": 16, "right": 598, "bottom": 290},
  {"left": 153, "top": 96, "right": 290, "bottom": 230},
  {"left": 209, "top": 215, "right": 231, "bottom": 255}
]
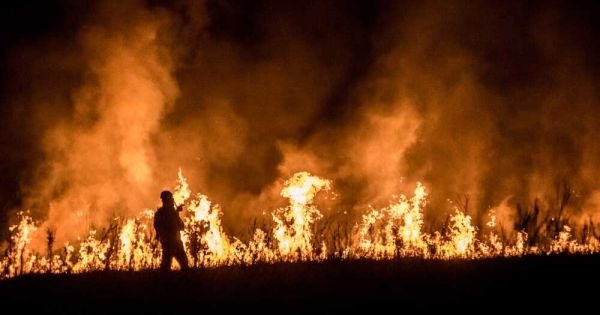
[{"left": 0, "top": 0, "right": 598, "bottom": 243}]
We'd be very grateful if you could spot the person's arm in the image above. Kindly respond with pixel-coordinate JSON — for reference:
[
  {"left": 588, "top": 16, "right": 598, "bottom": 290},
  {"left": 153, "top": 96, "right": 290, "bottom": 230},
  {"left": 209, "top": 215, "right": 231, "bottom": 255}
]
[
  {"left": 153, "top": 211, "right": 161, "bottom": 241},
  {"left": 176, "top": 216, "right": 185, "bottom": 230}
]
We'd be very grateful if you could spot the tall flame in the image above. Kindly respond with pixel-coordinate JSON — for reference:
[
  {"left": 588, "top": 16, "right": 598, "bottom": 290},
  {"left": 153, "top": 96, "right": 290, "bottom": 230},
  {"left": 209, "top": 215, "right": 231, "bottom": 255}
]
[
  {"left": 2, "top": 170, "right": 600, "bottom": 279},
  {"left": 273, "top": 172, "right": 330, "bottom": 261}
]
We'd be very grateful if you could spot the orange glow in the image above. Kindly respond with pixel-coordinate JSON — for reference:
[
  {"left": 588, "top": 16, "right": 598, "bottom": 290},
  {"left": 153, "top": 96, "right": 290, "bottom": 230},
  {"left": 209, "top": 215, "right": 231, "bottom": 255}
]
[{"left": 2, "top": 170, "right": 600, "bottom": 279}]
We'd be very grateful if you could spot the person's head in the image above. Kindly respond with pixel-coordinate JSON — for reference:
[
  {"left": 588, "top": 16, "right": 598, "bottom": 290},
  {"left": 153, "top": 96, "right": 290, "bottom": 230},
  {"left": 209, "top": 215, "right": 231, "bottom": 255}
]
[{"left": 160, "top": 190, "right": 175, "bottom": 207}]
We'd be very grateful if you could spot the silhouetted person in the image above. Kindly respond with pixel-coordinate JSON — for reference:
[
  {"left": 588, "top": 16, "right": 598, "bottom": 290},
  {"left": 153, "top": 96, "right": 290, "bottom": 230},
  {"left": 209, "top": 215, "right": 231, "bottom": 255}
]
[{"left": 154, "top": 190, "right": 189, "bottom": 271}]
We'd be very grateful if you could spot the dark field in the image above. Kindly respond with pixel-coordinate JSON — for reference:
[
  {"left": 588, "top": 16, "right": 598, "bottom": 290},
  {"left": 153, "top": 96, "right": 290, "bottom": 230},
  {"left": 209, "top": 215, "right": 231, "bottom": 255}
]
[{"left": 1, "top": 255, "right": 598, "bottom": 312}]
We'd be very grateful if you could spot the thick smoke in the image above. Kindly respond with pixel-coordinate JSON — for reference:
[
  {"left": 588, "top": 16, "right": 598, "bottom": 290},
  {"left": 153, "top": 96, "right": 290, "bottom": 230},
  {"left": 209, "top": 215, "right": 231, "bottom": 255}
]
[
  {"left": 0, "top": 0, "right": 598, "bottom": 244},
  {"left": 20, "top": 1, "right": 181, "bottom": 246}
]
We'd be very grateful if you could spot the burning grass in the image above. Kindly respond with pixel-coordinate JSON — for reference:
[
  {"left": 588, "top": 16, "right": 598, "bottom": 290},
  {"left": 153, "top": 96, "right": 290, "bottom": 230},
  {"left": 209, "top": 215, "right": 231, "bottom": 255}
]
[{"left": 2, "top": 171, "right": 600, "bottom": 279}]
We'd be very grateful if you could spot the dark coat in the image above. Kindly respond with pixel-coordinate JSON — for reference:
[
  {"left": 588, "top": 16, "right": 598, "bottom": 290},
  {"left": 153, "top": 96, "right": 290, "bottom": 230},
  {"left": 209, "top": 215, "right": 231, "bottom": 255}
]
[{"left": 154, "top": 206, "right": 185, "bottom": 243}]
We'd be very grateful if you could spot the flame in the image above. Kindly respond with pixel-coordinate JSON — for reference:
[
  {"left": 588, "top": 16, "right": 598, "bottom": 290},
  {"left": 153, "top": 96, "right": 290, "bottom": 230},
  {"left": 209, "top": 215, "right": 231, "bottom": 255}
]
[
  {"left": 481, "top": 210, "right": 504, "bottom": 256},
  {"left": 2, "top": 212, "right": 37, "bottom": 278},
  {"left": 354, "top": 183, "right": 428, "bottom": 258},
  {"left": 273, "top": 172, "right": 330, "bottom": 261},
  {"left": 2, "top": 170, "right": 600, "bottom": 279},
  {"left": 173, "top": 168, "right": 191, "bottom": 206},
  {"left": 74, "top": 230, "right": 110, "bottom": 272},
  {"left": 184, "top": 194, "right": 236, "bottom": 265},
  {"left": 446, "top": 210, "right": 476, "bottom": 258}
]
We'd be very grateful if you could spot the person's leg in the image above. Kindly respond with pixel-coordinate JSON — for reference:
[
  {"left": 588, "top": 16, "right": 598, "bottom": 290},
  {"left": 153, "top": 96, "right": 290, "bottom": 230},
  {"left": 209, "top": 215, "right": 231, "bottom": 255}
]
[
  {"left": 174, "top": 241, "right": 189, "bottom": 270},
  {"left": 160, "top": 243, "right": 173, "bottom": 271}
]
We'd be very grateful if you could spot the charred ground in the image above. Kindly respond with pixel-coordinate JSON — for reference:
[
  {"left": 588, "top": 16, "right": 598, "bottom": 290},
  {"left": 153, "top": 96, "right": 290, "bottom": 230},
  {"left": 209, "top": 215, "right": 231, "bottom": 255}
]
[{"left": 1, "top": 255, "right": 598, "bottom": 311}]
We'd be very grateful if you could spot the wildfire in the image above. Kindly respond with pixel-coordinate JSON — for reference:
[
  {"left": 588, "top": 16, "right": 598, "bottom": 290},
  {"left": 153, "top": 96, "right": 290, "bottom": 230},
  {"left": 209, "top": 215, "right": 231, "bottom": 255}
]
[
  {"left": 273, "top": 172, "right": 330, "bottom": 261},
  {"left": 173, "top": 168, "right": 191, "bottom": 206},
  {"left": 354, "top": 183, "right": 428, "bottom": 258},
  {"left": 185, "top": 194, "right": 234, "bottom": 265},
  {"left": 1, "top": 170, "right": 600, "bottom": 279}
]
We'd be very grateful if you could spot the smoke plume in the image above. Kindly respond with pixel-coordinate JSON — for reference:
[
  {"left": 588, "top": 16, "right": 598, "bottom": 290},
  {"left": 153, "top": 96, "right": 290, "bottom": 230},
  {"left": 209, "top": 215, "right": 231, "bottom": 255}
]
[{"left": 0, "top": 0, "right": 598, "bottom": 243}]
